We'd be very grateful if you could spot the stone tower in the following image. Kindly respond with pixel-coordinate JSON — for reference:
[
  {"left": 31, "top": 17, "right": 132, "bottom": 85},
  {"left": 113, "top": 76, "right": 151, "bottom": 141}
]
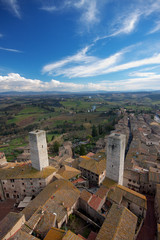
[
  {"left": 106, "top": 133, "right": 126, "bottom": 185},
  {"left": 29, "top": 130, "right": 49, "bottom": 171}
]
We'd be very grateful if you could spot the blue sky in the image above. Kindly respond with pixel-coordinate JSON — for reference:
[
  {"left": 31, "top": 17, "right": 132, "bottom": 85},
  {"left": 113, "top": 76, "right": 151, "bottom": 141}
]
[{"left": 0, "top": 0, "right": 160, "bottom": 92}]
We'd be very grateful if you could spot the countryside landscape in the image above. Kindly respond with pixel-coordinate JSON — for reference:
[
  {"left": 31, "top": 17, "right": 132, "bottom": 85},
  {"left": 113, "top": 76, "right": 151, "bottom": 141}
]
[{"left": 0, "top": 91, "right": 158, "bottom": 162}]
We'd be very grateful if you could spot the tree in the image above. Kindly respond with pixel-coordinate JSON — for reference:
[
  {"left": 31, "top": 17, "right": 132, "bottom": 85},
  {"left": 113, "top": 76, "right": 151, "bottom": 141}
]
[
  {"left": 51, "top": 141, "right": 60, "bottom": 154},
  {"left": 92, "top": 125, "right": 98, "bottom": 137},
  {"left": 80, "top": 145, "right": 86, "bottom": 155},
  {"left": 98, "top": 124, "right": 103, "bottom": 135}
]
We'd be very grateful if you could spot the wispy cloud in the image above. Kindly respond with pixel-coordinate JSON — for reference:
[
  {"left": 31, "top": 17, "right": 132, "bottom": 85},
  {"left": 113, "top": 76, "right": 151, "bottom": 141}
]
[
  {"left": 1, "top": 0, "right": 21, "bottom": 18},
  {"left": 148, "top": 21, "right": 160, "bottom": 34},
  {"left": 95, "top": 12, "right": 139, "bottom": 42},
  {"left": 40, "top": 0, "right": 101, "bottom": 27},
  {"left": 0, "top": 34, "right": 3, "bottom": 38},
  {"left": 43, "top": 42, "right": 160, "bottom": 78},
  {"left": 0, "top": 72, "right": 160, "bottom": 92},
  {"left": 42, "top": 45, "right": 97, "bottom": 74},
  {"left": 0, "top": 46, "right": 22, "bottom": 53},
  {"left": 40, "top": 6, "right": 57, "bottom": 13}
]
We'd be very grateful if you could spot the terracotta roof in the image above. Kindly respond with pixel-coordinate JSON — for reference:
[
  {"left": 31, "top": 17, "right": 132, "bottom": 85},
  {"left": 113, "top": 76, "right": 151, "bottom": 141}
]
[
  {"left": 44, "top": 227, "right": 65, "bottom": 240},
  {"left": 79, "top": 158, "right": 106, "bottom": 175},
  {"left": 22, "top": 179, "right": 80, "bottom": 223},
  {"left": 96, "top": 203, "right": 137, "bottom": 240},
  {"left": 80, "top": 189, "right": 92, "bottom": 202},
  {"left": 0, "top": 164, "right": 56, "bottom": 180},
  {"left": 108, "top": 185, "right": 147, "bottom": 209},
  {"left": 89, "top": 194, "right": 103, "bottom": 211},
  {"left": 10, "top": 230, "right": 39, "bottom": 240},
  {"left": 72, "top": 177, "right": 86, "bottom": 184},
  {"left": 57, "top": 165, "right": 81, "bottom": 180},
  {"left": 35, "top": 210, "right": 56, "bottom": 237},
  {"left": 0, "top": 212, "right": 25, "bottom": 239},
  {"left": 62, "top": 230, "right": 83, "bottom": 240},
  {"left": 95, "top": 186, "right": 109, "bottom": 199},
  {"left": 102, "top": 177, "right": 117, "bottom": 189}
]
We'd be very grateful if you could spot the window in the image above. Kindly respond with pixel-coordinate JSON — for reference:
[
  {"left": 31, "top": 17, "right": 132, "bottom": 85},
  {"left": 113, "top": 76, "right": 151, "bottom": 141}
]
[
  {"left": 32, "top": 190, "right": 35, "bottom": 192},
  {"left": 23, "top": 190, "right": 25, "bottom": 192},
  {"left": 31, "top": 183, "right": 33, "bottom": 185},
  {"left": 12, "top": 185, "right": 14, "bottom": 188},
  {"left": 14, "top": 190, "right": 16, "bottom": 193},
  {"left": 6, "top": 193, "right": 9, "bottom": 198},
  {"left": 22, "top": 183, "right": 24, "bottom": 185},
  {"left": 3, "top": 182, "right": 5, "bottom": 184},
  {"left": 129, "top": 179, "right": 131, "bottom": 182},
  {"left": 17, "top": 195, "right": 19, "bottom": 198},
  {"left": 10, "top": 179, "right": 14, "bottom": 183},
  {"left": 133, "top": 180, "right": 136, "bottom": 183},
  {"left": 39, "top": 183, "right": 41, "bottom": 185},
  {"left": 4, "top": 187, "right": 6, "bottom": 190}
]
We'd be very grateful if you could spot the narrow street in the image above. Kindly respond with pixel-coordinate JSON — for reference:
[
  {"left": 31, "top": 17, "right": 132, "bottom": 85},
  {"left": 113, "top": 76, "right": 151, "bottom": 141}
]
[{"left": 137, "top": 196, "right": 157, "bottom": 240}]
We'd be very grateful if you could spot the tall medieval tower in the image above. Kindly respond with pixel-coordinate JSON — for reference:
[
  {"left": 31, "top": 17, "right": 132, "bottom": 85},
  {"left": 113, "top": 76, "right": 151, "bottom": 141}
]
[
  {"left": 106, "top": 133, "right": 126, "bottom": 185},
  {"left": 29, "top": 130, "right": 49, "bottom": 171}
]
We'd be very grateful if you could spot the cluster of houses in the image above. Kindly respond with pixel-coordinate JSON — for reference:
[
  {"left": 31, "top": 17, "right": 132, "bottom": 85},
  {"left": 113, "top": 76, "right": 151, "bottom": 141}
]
[{"left": 0, "top": 129, "right": 149, "bottom": 240}]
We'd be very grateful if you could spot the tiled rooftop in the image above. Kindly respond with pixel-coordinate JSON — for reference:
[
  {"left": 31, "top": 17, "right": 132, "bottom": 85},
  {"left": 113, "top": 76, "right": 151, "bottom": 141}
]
[
  {"left": 95, "top": 186, "right": 109, "bottom": 199},
  {"left": 89, "top": 194, "right": 102, "bottom": 211},
  {"left": 62, "top": 230, "right": 83, "bottom": 240},
  {"left": 22, "top": 179, "right": 80, "bottom": 222},
  {"left": 0, "top": 212, "right": 25, "bottom": 239},
  {"left": 102, "top": 177, "right": 117, "bottom": 189},
  {"left": 80, "top": 189, "right": 92, "bottom": 203},
  {"left": 44, "top": 227, "right": 65, "bottom": 240},
  {"left": 108, "top": 185, "right": 147, "bottom": 209},
  {"left": 9, "top": 229, "right": 39, "bottom": 240},
  {"left": 79, "top": 158, "right": 106, "bottom": 175},
  {"left": 57, "top": 165, "right": 81, "bottom": 180},
  {"left": 96, "top": 203, "right": 137, "bottom": 240},
  {"left": 0, "top": 164, "right": 56, "bottom": 179}
]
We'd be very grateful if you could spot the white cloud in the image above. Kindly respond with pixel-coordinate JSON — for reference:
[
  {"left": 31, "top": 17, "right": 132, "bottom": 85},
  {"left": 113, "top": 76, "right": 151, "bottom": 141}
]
[
  {"left": 40, "top": 0, "right": 101, "bottom": 27},
  {"left": 0, "top": 46, "right": 22, "bottom": 53},
  {"left": 43, "top": 42, "right": 160, "bottom": 78},
  {"left": 0, "top": 72, "right": 160, "bottom": 92},
  {"left": 148, "top": 21, "right": 160, "bottom": 34},
  {"left": 40, "top": 6, "right": 57, "bottom": 12},
  {"left": 0, "top": 34, "right": 3, "bottom": 38},
  {"left": 42, "top": 45, "right": 97, "bottom": 74},
  {"left": 1, "top": 0, "right": 21, "bottom": 18},
  {"left": 129, "top": 72, "right": 155, "bottom": 77},
  {"left": 94, "top": 12, "right": 139, "bottom": 42},
  {"left": 102, "top": 53, "right": 160, "bottom": 75}
]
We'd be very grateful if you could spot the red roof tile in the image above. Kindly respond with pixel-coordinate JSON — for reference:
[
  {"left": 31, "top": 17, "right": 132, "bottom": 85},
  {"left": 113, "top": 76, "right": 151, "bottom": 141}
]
[{"left": 88, "top": 194, "right": 102, "bottom": 211}]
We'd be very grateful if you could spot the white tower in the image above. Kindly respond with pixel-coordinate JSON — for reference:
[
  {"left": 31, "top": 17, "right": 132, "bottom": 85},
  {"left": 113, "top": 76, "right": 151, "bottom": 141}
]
[
  {"left": 106, "top": 133, "right": 126, "bottom": 185},
  {"left": 29, "top": 130, "right": 49, "bottom": 171}
]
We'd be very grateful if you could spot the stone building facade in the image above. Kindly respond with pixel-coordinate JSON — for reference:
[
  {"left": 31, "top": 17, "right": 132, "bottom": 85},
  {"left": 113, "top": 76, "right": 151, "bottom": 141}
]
[
  {"left": 0, "top": 165, "right": 56, "bottom": 201},
  {"left": 29, "top": 130, "right": 49, "bottom": 171},
  {"left": 106, "top": 133, "right": 126, "bottom": 185}
]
